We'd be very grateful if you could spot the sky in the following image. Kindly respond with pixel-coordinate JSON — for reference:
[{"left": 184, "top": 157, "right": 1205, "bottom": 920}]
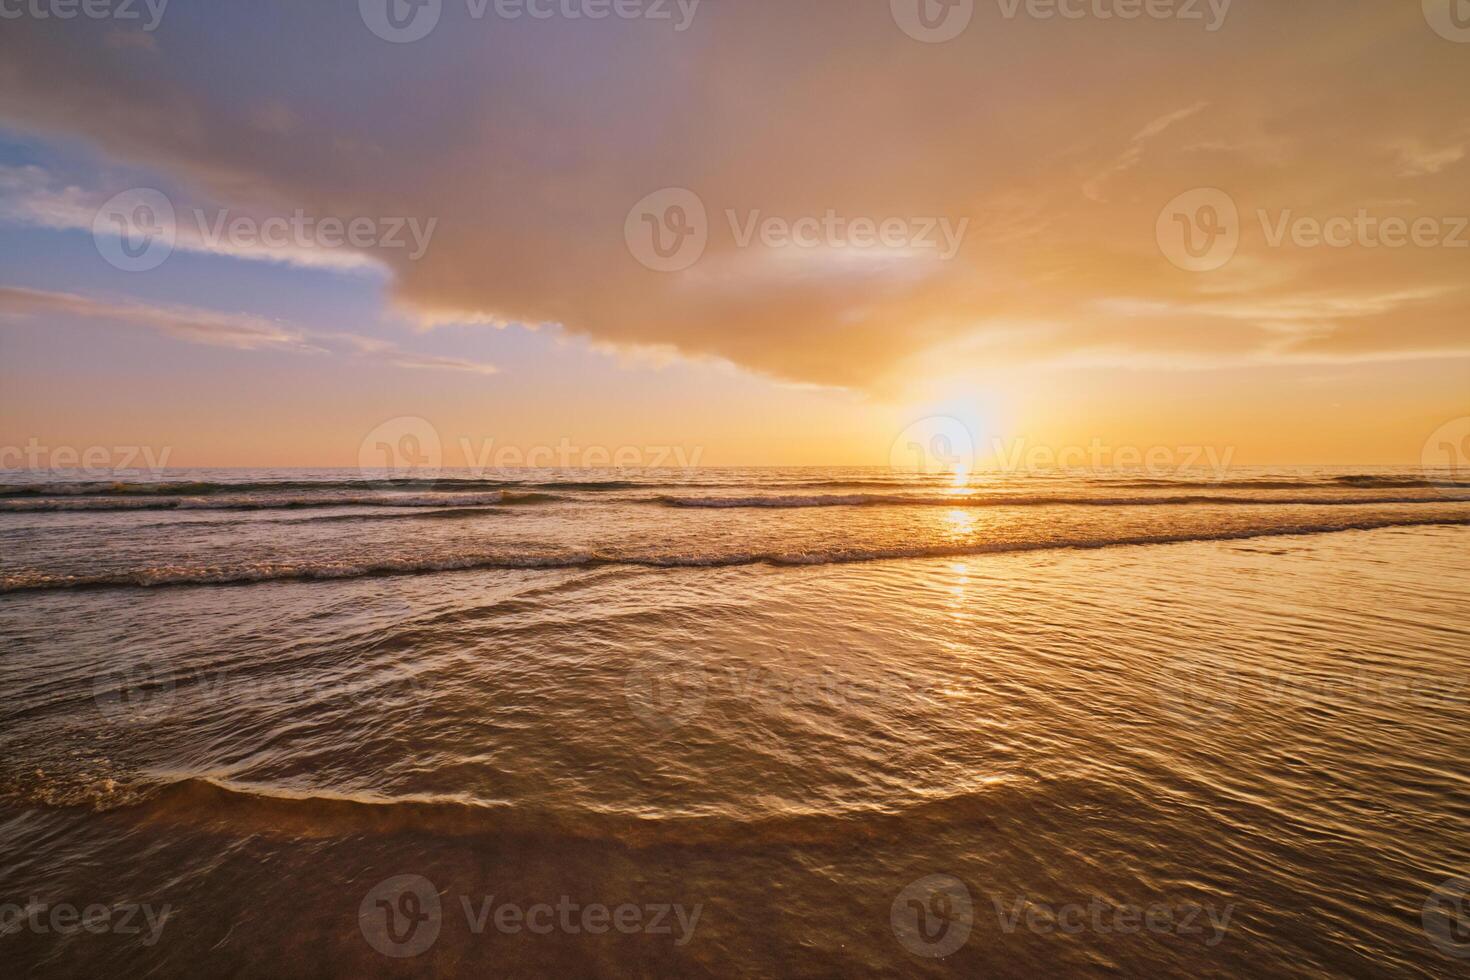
[{"left": 0, "top": 0, "right": 1467, "bottom": 468}]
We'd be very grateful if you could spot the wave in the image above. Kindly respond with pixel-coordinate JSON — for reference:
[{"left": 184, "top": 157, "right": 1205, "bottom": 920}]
[
  {"left": 0, "top": 478, "right": 647, "bottom": 498},
  {"left": 499, "top": 491, "right": 561, "bottom": 505},
  {"left": 0, "top": 492, "right": 559, "bottom": 513},
  {"left": 1111, "top": 474, "right": 1470, "bottom": 491},
  {"left": 35, "top": 774, "right": 1031, "bottom": 848},
  {"left": 63, "top": 507, "right": 515, "bottom": 533},
  {"left": 6, "top": 516, "right": 1467, "bottom": 592},
  {"left": 279, "top": 505, "right": 510, "bottom": 523},
  {"left": 655, "top": 492, "right": 1462, "bottom": 509}
]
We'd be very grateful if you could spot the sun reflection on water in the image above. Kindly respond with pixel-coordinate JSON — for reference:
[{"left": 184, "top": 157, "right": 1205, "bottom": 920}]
[
  {"left": 944, "top": 465, "right": 977, "bottom": 497},
  {"left": 944, "top": 508, "right": 978, "bottom": 540}
]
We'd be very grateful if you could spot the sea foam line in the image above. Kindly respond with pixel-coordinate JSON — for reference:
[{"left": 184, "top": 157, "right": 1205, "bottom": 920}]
[{"left": 4, "top": 516, "right": 1467, "bottom": 592}]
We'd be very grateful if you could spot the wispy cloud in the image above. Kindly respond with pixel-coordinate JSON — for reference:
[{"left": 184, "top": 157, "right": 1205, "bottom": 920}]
[
  {"left": 0, "top": 286, "right": 499, "bottom": 375},
  {"left": 326, "top": 332, "right": 500, "bottom": 374},
  {"left": 1392, "top": 139, "right": 1467, "bottom": 177},
  {"left": 0, "top": 286, "right": 313, "bottom": 350},
  {"left": 0, "top": 165, "right": 384, "bottom": 274},
  {"left": 1096, "top": 286, "right": 1457, "bottom": 324},
  {"left": 1082, "top": 102, "right": 1210, "bottom": 202}
]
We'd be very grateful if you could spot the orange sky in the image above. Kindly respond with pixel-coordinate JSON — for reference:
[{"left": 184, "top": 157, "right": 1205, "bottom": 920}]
[{"left": 0, "top": 1, "right": 1466, "bottom": 467}]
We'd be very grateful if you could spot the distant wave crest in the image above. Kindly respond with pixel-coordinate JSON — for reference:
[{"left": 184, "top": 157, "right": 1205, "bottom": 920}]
[
  {"left": 6, "top": 516, "right": 1468, "bottom": 592},
  {"left": 0, "top": 491, "right": 558, "bottom": 513},
  {"left": 655, "top": 492, "right": 1458, "bottom": 509},
  {"left": 0, "top": 478, "right": 636, "bottom": 498}
]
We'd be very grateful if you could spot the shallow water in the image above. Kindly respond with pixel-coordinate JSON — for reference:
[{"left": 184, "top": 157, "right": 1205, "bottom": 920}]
[{"left": 1, "top": 467, "right": 1467, "bottom": 976}]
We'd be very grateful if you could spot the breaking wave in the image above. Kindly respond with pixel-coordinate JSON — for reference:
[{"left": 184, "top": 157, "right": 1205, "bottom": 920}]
[
  {"left": 9, "top": 773, "right": 1033, "bottom": 848},
  {"left": 6, "top": 516, "right": 1467, "bottom": 592}
]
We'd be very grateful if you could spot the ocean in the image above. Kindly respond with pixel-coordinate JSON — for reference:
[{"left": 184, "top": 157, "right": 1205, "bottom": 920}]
[{"left": 1, "top": 466, "right": 1467, "bottom": 976}]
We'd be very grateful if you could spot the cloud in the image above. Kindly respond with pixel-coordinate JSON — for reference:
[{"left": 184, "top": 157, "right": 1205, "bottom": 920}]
[
  {"left": 1082, "top": 101, "right": 1210, "bottom": 202},
  {"left": 326, "top": 332, "right": 500, "bottom": 374},
  {"left": 0, "top": 286, "right": 312, "bottom": 350},
  {"left": 0, "top": 165, "right": 384, "bottom": 274},
  {"left": 1392, "top": 139, "right": 1467, "bottom": 177},
  {"left": 0, "top": 3, "right": 1467, "bottom": 393},
  {"left": 0, "top": 287, "right": 499, "bottom": 374}
]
